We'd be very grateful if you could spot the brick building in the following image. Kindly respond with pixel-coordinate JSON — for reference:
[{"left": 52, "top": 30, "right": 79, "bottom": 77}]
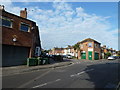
[
  {"left": 101, "top": 45, "right": 117, "bottom": 59},
  {"left": 63, "top": 46, "right": 78, "bottom": 57},
  {"left": 48, "top": 46, "right": 78, "bottom": 57},
  {"left": 78, "top": 38, "right": 101, "bottom": 60},
  {"left": 49, "top": 47, "right": 64, "bottom": 55},
  {"left": 1, "top": 6, "right": 41, "bottom": 66}
]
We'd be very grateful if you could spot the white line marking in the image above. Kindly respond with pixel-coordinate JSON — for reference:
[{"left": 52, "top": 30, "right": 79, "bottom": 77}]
[
  {"left": 55, "top": 79, "right": 61, "bottom": 82},
  {"left": 70, "top": 69, "right": 94, "bottom": 77},
  {"left": 70, "top": 75, "right": 76, "bottom": 77},
  {"left": 32, "top": 83, "right": 47, "bottom": 88},
  {"left": 18, "top": 69, "right": 53, "bottom": 88},
  {"left": 32, "top": 79, "right": 61, "bottom": 88},
  {"left": 77, "top": 71, "right": 85, "bottom": 75}
]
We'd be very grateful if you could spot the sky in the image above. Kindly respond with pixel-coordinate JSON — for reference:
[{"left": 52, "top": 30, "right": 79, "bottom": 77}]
[{"left": 1, "top": 1, "right": 119, "bottom": 50}]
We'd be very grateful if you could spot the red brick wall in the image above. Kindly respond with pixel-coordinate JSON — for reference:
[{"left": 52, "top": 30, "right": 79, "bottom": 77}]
[
  {"left": 93, "top": 42, "right": 101, "bottom": 59},
  {"left": 79, "top": 41, "right": 101, "bottom": 60},
  {"left": 1, "top": 10, "right": 40, "bottom": 57}
]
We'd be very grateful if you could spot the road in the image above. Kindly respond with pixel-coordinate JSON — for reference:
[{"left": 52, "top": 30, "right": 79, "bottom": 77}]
[{"left": 2, "top": 59, "right": 120, "bottom": 88}]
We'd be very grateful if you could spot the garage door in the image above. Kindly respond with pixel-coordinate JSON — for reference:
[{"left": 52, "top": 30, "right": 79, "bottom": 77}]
[
  {"left": 81, "top": 52, "right": 86, "bottom": 59},
  {"left": 94, "top": 52, "right": 99, "bottom": 60},
  {"left": 2, "top": 45, "right": 30, "bottom": 67},
  {"left": 88, "top": 51, "right": 92, "bottom": 60}
]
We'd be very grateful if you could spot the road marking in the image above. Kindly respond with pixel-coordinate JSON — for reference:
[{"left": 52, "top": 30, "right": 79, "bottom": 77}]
[
  {"left": 70, "top": 69, "right": 94, "bottom": 77},
  {"left": 32, "top": 79, "right": 61, "bottom": 88},
  {"left": 55, "top": 79, "right": 61, "bottom": 82},
  {"left": 18, "top": 69, "right": 53, "bottom": 88},
  {"left": 77, "top": 71, "right": 85, "bottom": 75},
  {"left": 33, "top": 83, "right": 47, "bottom": 88},
  {"left": 116, "top": 82, "right": 120, "bottom": 90}
]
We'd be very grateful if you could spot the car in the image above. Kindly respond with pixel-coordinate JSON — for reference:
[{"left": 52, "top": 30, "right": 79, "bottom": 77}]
[
  {"left": 107, "top": 56, "right": 116, "bottom": 60},
  {"left": 115, "top": 56, "right": 120, "bottom": 59},
  {"left": 61, "top": 55, "right": 67, "bottom": 58},
  {"left": 66, "top": 54, "right": 72, "bottom": 59}
]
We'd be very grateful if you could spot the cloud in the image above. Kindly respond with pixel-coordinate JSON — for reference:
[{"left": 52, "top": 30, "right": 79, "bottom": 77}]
[{"left": 1, "top": 2, "right": 118, "bottom": 50}]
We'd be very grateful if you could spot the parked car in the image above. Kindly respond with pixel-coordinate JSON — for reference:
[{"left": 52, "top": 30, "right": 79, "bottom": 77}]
[
  {"left": 114, "top": 56, "right": 120, "bottom": 59},
  {"left": 107, "top": 56, "right": 116, "bottom": 60},
  {"left": 62, "top": 55, "right": 67, "bottom": 58},
  {"left": 66, "top": 54, "right": 72, "bottom": 59}
]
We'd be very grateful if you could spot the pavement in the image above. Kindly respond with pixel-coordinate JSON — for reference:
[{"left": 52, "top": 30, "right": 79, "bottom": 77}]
[{"left": 1, "top": 59, "right": 73, "bottom": 76}]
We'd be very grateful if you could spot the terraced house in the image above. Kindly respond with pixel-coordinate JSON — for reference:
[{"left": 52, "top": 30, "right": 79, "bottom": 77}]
[
  {"left": 49, "top": 47, "right": 64, "bottom": 55},
  {"left": 78, "top": 38, "right": 101, "bottom": 60},
  {"left": 101, "top": 45, "right": 117, "bottom": 59},
  {"left": 1, "top": 6, "right": 41, "bottom": 67}
]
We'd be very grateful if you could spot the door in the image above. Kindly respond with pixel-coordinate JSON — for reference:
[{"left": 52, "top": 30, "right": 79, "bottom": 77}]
[
  {"left": 2, "top": 45, "right": 30, "bottom": 67},
  {"left": 81, "top": 52, "right": 86, "bottom": 59},
  {"left": 94, "top": 52, "right": 99, "bottom": 60},
  {"left": 88, "top": 51, "right": 92, "bottom": 60},
  {"left": 35, "top": 46, "right": 41, "bottom": 56}
]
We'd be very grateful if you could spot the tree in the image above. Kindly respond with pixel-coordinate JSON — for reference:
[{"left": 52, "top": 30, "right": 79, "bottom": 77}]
[
  {"left": 73, "top": 43, "right": 80, "bottom": 50},
  {"left": 117, "top": 50, "right": 120, "bottom": 56},
  {"left": 73, "top": 43, "right": 80, "bottom": 59},
  {"left": 105, "top": 52, "right": 111, "bottom": 58}
]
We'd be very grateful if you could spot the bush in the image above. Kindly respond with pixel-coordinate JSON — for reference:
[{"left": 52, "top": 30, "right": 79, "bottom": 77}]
[{"left": 72, "top": 56, "right": 76, "bottom": 59}]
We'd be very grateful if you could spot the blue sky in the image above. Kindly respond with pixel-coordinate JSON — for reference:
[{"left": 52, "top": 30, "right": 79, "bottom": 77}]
[
  {"left": 1, "top": 2, "right": 118, "bottom": 50},
  {"left": 12, "top": 2, "right": 118, "bottom": 29}
]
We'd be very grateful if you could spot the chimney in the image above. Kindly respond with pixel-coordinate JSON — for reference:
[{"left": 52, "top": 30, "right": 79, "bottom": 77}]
[
  {"left": 0, "top": 5, "right": 5, "bottom": 11},
  {"left": 20, "top": 8, "right": 27, "bottom": 18}
]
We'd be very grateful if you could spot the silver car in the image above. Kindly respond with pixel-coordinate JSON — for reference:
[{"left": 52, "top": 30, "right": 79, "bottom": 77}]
[
  {"left": 66, "top": 55, "right": 72, "bottom": 59},
  {"left": 107, "top": 56, "right": 116, "bottom": 60}
]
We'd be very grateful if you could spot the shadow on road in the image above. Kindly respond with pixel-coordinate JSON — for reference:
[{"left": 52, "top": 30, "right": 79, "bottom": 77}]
[{"left": 83, "top": 60, "right": 120, "bottom": 89}]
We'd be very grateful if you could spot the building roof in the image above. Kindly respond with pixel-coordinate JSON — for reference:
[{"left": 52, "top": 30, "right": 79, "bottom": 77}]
[
  {"left": 1, "top": 9, "right": 36, "bottom": 24},
  {"left": 78, "top": 38, "right": 101, "bottom": 44},
  {"left": 53, "top": 47, "right": 64, "bottom": 50}
]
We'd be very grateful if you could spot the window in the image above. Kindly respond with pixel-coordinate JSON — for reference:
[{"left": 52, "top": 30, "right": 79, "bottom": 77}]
[
  {"left": 88, "top": 43, "right": 92, "bottom": 47},
  {"left": 20, "top": 22, "right": 30, "bottom": 32},
  {"left": 95, "top": 43, "right": 100, "bottom": 48},
  {"left": 35, "top": 47, "right": 41, "bottom": 56},
  {"left": 1, "top": 16, "right": 12, "bottom": 28},
  {"left": 80, "top": 44, "right": 83, "bottom": 48},
  {"left": 94, "top": 43, "right": 97, "bottom": 48},
  {"left": 98, "top": 44, "right": 100, "bottom": 48}
]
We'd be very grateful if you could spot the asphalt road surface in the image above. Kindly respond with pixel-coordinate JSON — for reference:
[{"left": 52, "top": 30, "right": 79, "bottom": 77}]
[{"left": 2, "top": 59, "right": 120, "bottom": 89}]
